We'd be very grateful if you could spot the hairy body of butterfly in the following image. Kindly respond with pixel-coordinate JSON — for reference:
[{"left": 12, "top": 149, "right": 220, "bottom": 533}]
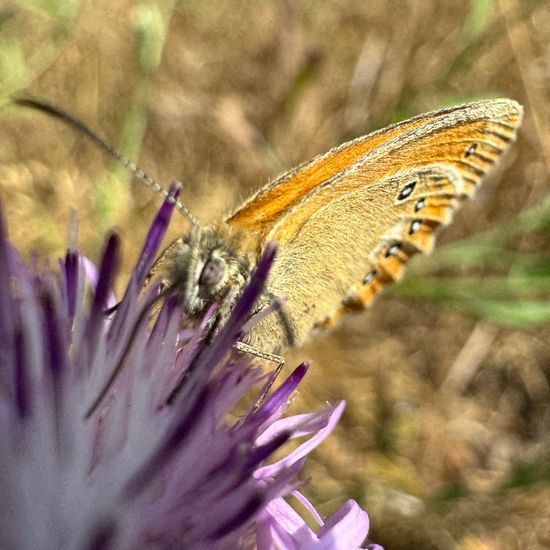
[{"left": 153, "top": 98, "right": 522, "bottom": 355}]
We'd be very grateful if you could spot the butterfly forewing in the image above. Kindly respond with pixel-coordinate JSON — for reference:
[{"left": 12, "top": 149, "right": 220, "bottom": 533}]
[
  {"left": 266, "top": 100, "right": 521, "bottom": 245},
  {"left": 234, "top": 99, "right": 522, "bottom": 350},
  {"left": 226, "top": 99, "right": 521, "bottom": 239}
]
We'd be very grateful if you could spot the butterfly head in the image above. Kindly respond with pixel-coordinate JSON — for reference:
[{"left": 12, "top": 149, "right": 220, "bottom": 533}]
[{"left": 158, "top": 224, "right": 255, "bottom": 323}]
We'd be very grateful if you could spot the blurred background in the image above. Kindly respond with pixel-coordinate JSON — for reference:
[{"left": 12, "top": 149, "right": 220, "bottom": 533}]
[{"left": 1, "top": 0, "right": 550, "bottom": 547}]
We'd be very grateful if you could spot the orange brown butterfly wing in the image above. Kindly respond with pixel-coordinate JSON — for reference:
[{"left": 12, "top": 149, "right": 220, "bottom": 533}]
[
  {"left": 229, "top": 99, "right": 522, "bottom": 347},
  {"left": 226, "top": 99, "right": 521, "bottom": 241},
  {"left": 225, "top": 104, "right": 447, "bottom": 236}
]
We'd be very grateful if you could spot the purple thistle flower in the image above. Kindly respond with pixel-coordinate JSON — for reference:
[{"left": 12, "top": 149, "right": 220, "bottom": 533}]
[{"left": 0, "top": 187, "right": 379, "bottom": 549}]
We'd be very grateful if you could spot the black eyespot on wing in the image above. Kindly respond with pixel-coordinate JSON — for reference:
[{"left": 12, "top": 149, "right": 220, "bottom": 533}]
[
  {"left": 409, "top": 219, "right": 422, "bottom": 235},
  {"left": 362, "top": 270, "right": 377, "bottom": 285},
  {"left": 385, "top": 244, "right": 400, "bottom": 258},
  {"left": 414, "top": 198, "right": 426, "bottom": 212},
  {"left": 397, "top": 181, "right": 417, "bottom": 201},
  {"left": 465, "top": 143, "right": 478, "bottom": 157}
]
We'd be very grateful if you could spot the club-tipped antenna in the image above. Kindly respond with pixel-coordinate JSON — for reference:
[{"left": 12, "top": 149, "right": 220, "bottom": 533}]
[{"left": 14, "top": 97, "right": 198, "bottom": 226}]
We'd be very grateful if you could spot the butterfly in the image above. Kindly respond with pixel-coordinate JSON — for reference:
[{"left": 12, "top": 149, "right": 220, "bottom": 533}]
[
  {"left": 151, "top": 98, "right": 522, "bottom": 361},
  {"left": 15, "top": 98, "right": 523, "bottom": 369}
]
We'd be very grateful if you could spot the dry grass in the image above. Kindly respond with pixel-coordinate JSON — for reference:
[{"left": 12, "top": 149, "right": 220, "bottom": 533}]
[{"left": 1, "top": 0, "right": 550, "bottom": 547}]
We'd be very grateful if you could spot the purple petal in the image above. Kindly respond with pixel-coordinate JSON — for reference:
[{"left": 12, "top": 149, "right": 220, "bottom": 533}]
[
  {"left": 245, "top": 431, "right": 291, "bottom": 470},
  {"left": 132, "top": 182, "right": 180, "bottom": 286},
  {"left": 313, "top": 500, "right": 370, "bottom": 549},
  {"left": 263, "top": 499, "right": 372, "bottom": 550},
  {"left": 80, "top": 255, "right": 99, "bottom": 290},
  {"left": 254, "top": 363, "right": 308, "bottom": 424},
  {"left": 14, "top": 330, "right": 29, "bottom": 419},
  {"left": 83, "top": 234, "right": 120, "bottom": 363},
  {"left": 263, "top": 497, "right": 318, "bottom": 547},
  {"left": 63, "top": 250, "right": 79, "bottom": 319},
  {"left": 79, "top": 255, "right": 117, "bottom": 311},
  {"left": 256, "top": 401, "right": 346, "bottom": 478},
  {"left": 291, "top": 490, "right": 323, "bottom": 526},
  {"left": 40, "top": 289, "right": 65, "bottom": 383},
  {"left": 209, "top": 494, "right": 264, "bottom": 540}
]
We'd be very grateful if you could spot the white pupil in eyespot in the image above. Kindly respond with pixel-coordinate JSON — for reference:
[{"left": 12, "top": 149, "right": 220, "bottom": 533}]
[{"left": 200, "top": 257, "right": 225, "bottom": 286}]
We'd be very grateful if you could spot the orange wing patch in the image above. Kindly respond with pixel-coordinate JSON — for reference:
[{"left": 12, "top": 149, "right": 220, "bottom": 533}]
[{"left": 225, "top": 111, "right": 429, "bottom": 235}]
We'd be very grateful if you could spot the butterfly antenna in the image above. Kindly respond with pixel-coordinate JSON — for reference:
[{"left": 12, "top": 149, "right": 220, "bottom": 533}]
[{"left": 14, "top": 97, "right": 198, "bottom": 226}]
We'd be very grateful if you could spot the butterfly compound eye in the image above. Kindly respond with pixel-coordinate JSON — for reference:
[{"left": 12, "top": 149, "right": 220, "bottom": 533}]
[{"left": 199, "top": 257, "right": 225, "bottom": 287}]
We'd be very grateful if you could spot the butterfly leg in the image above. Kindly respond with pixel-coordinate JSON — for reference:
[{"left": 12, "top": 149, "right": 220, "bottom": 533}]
[{"left": 234, "top": 341, "right": 285, "bottom": 408}]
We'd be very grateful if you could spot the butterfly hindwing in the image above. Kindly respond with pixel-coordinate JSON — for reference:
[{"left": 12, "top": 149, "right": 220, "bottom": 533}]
[
  {"left": 263, "top": 165, "right": 467, "bottom": 341},
  {"left": 319, "top": 165, "right": 465, "bottom": 328}
]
